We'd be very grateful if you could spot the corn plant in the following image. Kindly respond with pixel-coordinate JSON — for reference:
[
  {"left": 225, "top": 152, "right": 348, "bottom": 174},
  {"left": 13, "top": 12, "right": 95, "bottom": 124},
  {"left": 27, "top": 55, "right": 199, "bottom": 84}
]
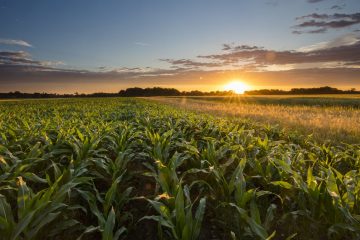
[{"left": 142, "top": 185, "right": 206, "bottom": 240}]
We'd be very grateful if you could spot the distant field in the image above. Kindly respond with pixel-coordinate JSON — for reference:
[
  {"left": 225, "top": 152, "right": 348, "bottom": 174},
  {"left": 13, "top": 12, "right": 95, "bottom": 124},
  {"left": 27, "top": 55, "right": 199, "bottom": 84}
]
[
  {"left": 172, "top": 94, "right": 360, "bottom": 108},
  {"left": 151, "top": 95, "right": 360, "bottom": 143}
]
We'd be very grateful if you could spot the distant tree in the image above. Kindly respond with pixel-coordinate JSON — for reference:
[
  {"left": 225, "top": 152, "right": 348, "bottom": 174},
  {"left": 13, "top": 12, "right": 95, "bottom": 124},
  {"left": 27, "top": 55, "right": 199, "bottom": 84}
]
[
  {"left": 245, "top": 86, "right": 359, "bottom": 95},
  {"left": 1, "top": 86, "right": 360, "bottom": 99}
]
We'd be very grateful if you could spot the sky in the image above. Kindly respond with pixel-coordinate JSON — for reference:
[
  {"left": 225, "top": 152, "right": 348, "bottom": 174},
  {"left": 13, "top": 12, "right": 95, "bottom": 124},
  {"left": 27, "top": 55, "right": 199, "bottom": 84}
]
[{"left": 0, "top": 0, "right": 359, "bottom": 93}]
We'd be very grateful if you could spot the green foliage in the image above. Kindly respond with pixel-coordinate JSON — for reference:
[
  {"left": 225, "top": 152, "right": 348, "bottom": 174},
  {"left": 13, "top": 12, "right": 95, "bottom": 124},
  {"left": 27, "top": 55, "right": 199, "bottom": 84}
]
[{"left": 0, "top": 98, "right": 359, "bottom": 239}]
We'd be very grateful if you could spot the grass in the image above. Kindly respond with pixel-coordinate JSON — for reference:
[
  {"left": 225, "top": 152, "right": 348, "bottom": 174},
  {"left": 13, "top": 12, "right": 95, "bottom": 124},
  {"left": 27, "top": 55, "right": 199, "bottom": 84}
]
[
  {"left": 150, "top": 95, "right": 360, "bottom": 144},
  {"left": 0, "top": 98, "right": 359, "bottom": 239}
]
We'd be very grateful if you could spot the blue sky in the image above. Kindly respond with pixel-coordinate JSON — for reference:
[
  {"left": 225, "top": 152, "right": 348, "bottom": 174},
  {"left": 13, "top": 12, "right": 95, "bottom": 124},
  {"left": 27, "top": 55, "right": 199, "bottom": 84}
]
[{"left": 0, "top": 0, "right": 359, "bottom": 93}]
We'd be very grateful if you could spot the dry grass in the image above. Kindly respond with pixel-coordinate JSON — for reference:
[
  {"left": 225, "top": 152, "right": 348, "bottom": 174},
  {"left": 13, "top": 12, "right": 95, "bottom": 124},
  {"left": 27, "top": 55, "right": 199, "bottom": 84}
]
[{"left": 149, "top": 96, "right": 360, "bottom": 143}]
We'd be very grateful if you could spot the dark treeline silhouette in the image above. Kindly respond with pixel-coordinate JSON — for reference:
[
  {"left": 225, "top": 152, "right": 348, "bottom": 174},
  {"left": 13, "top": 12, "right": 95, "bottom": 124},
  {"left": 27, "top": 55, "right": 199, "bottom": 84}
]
[
  {"left": 0, "top": 91, "right": 119, "bottom": 99},
  {"left": 1, "top": 86, "right": 359, "bottom": 99},
  {"left": 118, "top": 87, "right": 234, "bottom": 96},
  {"left": 118, "top": 87, "right": 181, "bottom": 96},
  {"left": 0, "top": 87, "right": 234, "bottom": 99},
  {"left": 244, "top": 86, "right": 359, "bottom": 95}
]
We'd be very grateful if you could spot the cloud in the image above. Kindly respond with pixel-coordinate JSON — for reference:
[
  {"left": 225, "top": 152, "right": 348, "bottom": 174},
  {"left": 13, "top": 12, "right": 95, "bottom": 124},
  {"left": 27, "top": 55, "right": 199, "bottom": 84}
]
[
  {"left": 307, "top": 0, "right": 325, "bottom": 3},
  {"left": 0, "top": 51, "right": 30, "bottom": 58},
  {"left": 0, "top": 51, "right": 65, "bottom": 68},
  {"left": 134, "top": 42, "right": 150, "bottom": 46},
  {"left": 40, "top": 61, "right": 65, "bottom": 67},
  {"left": 110, "top": 66, "right": 160, "bottom": 74},
  {"left": 0, "top": 39, "right": 32, "bottom": 47},
  {"left": 293, "top": 12, "right": 360, "bottom": 34},
  {"left": 158, "top": 35, "right": 360, "bottom": 73},
  {"left": 296, "top": 13, "right": 330, "bottom": 20},
  {"left": 3, "top": 34, "right": 359, "bottom": 82},
  {"left": 160, "top": 58, "right": 223, "bottom": 69},
  {"left": 265, "top": 0, "right": 278, "bottom": 7},
  {"left": 2, "top": 64, "right": 359, "bottom": 93},
  {"left": 297, "top": 34, "right": 360, "bottom": 52},
  {"left": 0, "top": 51, "right": 39, "bottom": 65},
  {"left": 331, "top": 4, "right": 345, "bottom": 11},
  {"left": 2, "top": 36, "right": 360, "bottom": 93},
  {"left": 222, "top": 43, "right": 263, "bottom": 51},
  {"left": 196, "top": 36, "right": 360, "bottom": 69},
  {"left": 0, "top": 50, "right": 183, "bottom": 85}
]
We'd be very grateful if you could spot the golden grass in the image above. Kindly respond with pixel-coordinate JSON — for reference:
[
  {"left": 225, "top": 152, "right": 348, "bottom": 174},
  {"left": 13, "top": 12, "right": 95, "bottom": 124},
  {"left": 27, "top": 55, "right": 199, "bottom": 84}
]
[{"left": 149, "top": 96, "right": 360, "bottom": 143}]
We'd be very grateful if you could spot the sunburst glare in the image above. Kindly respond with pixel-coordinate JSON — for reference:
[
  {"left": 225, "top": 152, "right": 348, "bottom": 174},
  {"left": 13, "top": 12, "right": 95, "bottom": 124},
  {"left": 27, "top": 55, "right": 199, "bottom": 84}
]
[{"left": 223, "top": 81, "right": 250, "bottom": 94}]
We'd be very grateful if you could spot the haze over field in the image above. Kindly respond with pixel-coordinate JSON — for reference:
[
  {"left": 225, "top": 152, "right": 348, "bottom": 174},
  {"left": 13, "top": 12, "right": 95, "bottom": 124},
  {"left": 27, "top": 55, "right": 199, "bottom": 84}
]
[{"left": 0, "top": 0, "right": 359, "bottom": 93}]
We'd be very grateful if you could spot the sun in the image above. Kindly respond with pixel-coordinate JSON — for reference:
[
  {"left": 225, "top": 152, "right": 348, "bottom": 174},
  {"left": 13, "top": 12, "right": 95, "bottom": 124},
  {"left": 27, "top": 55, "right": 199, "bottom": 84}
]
[{"left": 223, "top": 81, "right": 249, "bottom": 94}]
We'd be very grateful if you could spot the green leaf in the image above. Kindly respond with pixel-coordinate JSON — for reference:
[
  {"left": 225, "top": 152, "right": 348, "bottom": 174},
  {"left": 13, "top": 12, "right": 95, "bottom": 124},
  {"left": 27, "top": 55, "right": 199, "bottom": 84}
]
[
  {"left": 175, "top": 186, "right": 186, "bottom": 236},
  {"left": 103, "top": 207, "right": 116, "bottom": 240},
  {"left": 229, "top": 203, "right": 268, "bottom": 240},
  {"left": 11, "top": 211, "right": 35, "bottom": 240},
  {"left": 22, "top": 172, "right": 47, "bottom": 184},
  {"left": 104, "top": 174, "right": 123, "bottom": 214},
  {"left": 17, "top": 176, "right": 31, "bottom": 219},
  {"left": 250, "top": 200, "right": 261, "bottom": 225},
  {"left": 76, "top": 226, "right": 100, "bottom": 240},
  {"left": 270, "top": 181, "right": 293, "bottom": 189},
  {"left": 140, "top": 216, "right": 173, "bottom": 229},
  {"left": 285, "top": 233, "right": 298, "bottom": 240},
  {"left": 266, "top": 231, "right": 276, "bottom": 240},
  {"left": 326, "top": 169, "right": 340, "bottom": 199},
  {"left": 0, "top": 195, "right": 14, "bottom": 239},
  {"left": 193, "top": 197, "right": 206, "bottom": 239},
  {"left": 146, "top": 199, "right": 171, "bottom": 219},
  {"left": 113, "top": 226, "right": 127, "bottom": 240}
]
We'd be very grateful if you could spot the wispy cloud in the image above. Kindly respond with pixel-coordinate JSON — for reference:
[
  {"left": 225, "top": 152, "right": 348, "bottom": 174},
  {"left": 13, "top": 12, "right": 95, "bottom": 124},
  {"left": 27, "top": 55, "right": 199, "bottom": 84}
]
[
  {"left": 222, "top": 43, "right": 263, "bottom": 51},
  {"left": 0, "top": 38, "right": 32, "bottom": 47},
  {"left": 200, "top": 41, "right": 360, "bottom": 68},
  {"left": 2, "top": 34, "right": 360, "bottom": 79},
  {"left": 2, "top": 35, "right": 360, "bottom": 93},
  {"left": 293, "top": 12, "right": 360, "bottom": 34},
  {"left": 160, "top": 58, "right": 223, "bottom": 69},
  {"left": 0, "top": 50, "right": 180, "bottom": 81},
  {"left": 1, "top": 63, "right": 359, "bottom": 93},
  {"left": 331, "top": 4, "right": 345, "bottom": 11},
  {"left": 298, "top": 34, "right": 359, "bottom": 52},
  {"left": 0, "top": 50, "right": 65, "bottom": 69},
  {"left": 265, "top": 0, "right": 278, "bottom": 7},
  {"left": 307, "top": 0, "right": 325, "bottom": 3},
  {"left": 134, "top": 42, "right": 150, "bottom": 46},
  {"left": 0, "top": 51, "right": 38, "bottom": 65}
]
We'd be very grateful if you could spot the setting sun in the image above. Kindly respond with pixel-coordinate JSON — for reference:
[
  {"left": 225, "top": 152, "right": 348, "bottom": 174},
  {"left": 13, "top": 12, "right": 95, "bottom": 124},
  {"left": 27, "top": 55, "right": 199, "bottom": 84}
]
[{"left": 223, "top": 81, "right": 250, "bottom": 94}]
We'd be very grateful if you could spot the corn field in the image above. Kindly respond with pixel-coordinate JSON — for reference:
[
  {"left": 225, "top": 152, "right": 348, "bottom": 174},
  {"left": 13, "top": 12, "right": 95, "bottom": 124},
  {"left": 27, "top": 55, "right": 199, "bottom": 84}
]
[{"left": 0, "top": 98, "right": 359, "bottom": 240}]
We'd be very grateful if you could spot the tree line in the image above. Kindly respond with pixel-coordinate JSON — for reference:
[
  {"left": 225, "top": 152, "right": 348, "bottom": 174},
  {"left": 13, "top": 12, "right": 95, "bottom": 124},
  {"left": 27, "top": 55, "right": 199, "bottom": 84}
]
[
  {"left": 0, "top": 87, "right": 235, "bottom": 99},
  {"left": 0, "top": 86, "right": 359, "bottom": 99},
  {"left": 244, "top": 86, "right": 359, "bottom": 95}
]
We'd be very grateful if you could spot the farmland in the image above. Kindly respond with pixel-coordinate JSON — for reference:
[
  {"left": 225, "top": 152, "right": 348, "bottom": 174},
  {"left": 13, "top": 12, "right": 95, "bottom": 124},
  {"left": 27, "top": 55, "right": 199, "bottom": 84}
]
[
  {"left": 151, "top": 95, "right": 360, "bottom": 144},
  {"left": 0, "top": 98, "right": 360, "bottom": 240}
]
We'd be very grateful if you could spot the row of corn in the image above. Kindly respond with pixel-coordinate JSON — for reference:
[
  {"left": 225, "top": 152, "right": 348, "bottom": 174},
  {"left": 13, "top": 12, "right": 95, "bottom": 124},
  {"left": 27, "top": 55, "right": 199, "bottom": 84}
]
[{"left": 0, "top": 98, "right": 359, "bottom": 239}]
